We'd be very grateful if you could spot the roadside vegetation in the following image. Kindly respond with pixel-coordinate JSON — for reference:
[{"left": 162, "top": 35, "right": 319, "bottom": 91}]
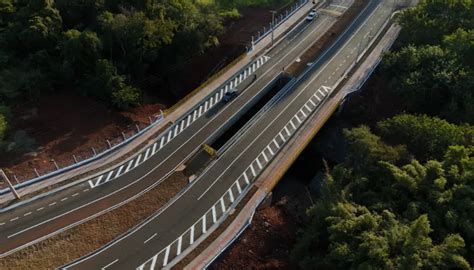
[
  {"left": 0, "top": 0, "right": 288, "bottom": 155},
  {"left": 292, "top": 1, "right": 474, "bottom": 269}
]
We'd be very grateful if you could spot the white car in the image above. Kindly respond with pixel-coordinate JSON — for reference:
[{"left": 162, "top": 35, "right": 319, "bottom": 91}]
[{"left": 306, "top": 9, "right": 317, "bottom": 21}]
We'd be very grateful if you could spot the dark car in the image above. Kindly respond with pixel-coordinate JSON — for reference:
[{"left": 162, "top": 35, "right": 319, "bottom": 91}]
[{"left": 223, "top": 90, "right": 238, "bottom": 103}]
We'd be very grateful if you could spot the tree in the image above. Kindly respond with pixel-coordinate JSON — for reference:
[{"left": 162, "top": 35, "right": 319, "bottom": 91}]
[
  {"left": 397, "top": 0, "right": 474, "bottom": 46},
  {"left": 343, "top": 125, "right": 409, "bottom": 171},
  {"left": 292, "top": 202, "right": 471, "bottom": 269},
  {"left": 61, "top": 29, "right": 103, "bottom": 78},
  {"left": 377, "top": 114, "right": 473, "bottom": 160},
  {"left": 18, "top": 5, "right": 63, "bottom": 53},
  {"left": 54, "top": 0, "right": 104, "bottom": 29},
  {"left": 0, "top": 0, "right": 15, "bottom": 27},
  {"left": 0, "top": 113, "right": 7, "bottom": 141},
  {"left": 444, "top": 28, "right": 474, "bottom": 69},
  {"left": 85, "top": 59, "right": 140, "bottom": 108},
  {"left": 382, "top": 45, "right": 472, "bottom": 122}
]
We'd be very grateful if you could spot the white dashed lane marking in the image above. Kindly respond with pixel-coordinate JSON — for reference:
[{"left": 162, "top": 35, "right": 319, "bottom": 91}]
[
  {"left": 49, "top": 202, "right": 57, "bottom": 206},
  {"left": 37, "top": 207, "right": 44, "bottom": 211},
  {"left": 10, "top": 217, "right": 19, "bottom": 222},
  {"left": 144, "top": 233, "right": 157, "bottom": 244},
  {"left": 72, "top": 193, "right": 79, "bottom": 197},
  {"left": 60, "top": 197, "right": 68, "bottom": 202},
  {"left": 24, "top": 212, "right": 32, "bottom": 217}
]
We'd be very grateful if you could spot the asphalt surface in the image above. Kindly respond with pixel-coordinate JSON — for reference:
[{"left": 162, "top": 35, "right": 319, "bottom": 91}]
[
  {"left": 0, "top": 2, "right": 343, "bottom": 257},
  {"left": 63, "top": 0, "right": 395, "bottom": 269}
]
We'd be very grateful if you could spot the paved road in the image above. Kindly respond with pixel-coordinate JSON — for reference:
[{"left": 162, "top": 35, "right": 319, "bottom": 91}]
[
  {"left": 0, "top": 2, "right": 345, "bottom": 257},
  {"left": 65, "top": 1, "right": 395, "bottom": 269}
]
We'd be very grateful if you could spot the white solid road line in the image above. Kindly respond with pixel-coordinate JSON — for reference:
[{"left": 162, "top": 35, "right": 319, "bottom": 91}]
[
  {"left": 116, "top": 165, "right": 124, "bottom": 178},
  {"left": 163, "top": 246, "right": 170, "bottom": 267},
  {"left": 250, "top": 164, "right": 257, "bottom": 177},
  {"left": 105, "top": 171, "right": 114, "bottom": 182},
  {"left": 228, "top": 189, "right": 234, "bottom": 203},
  {"left": 125, "top": 160, "right": 133, "bottom": 172},
  {"left": 300, "top": 109, "right": 307, "bottom": 118},
  {"left": 243, "top": 172, "right": 250, "bottom": 184},
  {"left": 149, "top": 255, "right": 157, "bottom": 270},
  {"left": 144, "top": 148, "right": 150, "bottom": 160},
  {"left": 201, "top": 215, "right": 207, "bottom": 234},
  {"left": 256, "top": 158, "right": 262, "bottom": 169},
  {"left": 144, "top": 233, "right": 157, "bottom": 244},
  {"left": 236, "top": 180, "right": 242, "bottom": 194},
  {"left": 212, "top": 206, "right": 217, "bottom": 223},
  {"left": 160, "top": 136, "right": 165, "bottom": 148},
  {"left": 134, "top": 154, "right": 142, "bottom": 167},
  {"left": 278, "top": 132, "right": 286, "bottom": 142},
  {"left": 177, "top": 236, "right": 183, "bottom": 256},
  {"left": 220, "top": 197, "right": 226, "bottom": 213},
  {"left": 190, "top": 225, "right": 195, "bottom": 245},
  {"left": 273, "top": 139, "right": 280, "bottom": 148},
  {"left": 102, "top": 259, "right": 118, "bottom": 270},
  {"left": 174, "top": 125, "right": 179, "bottom": 137},
  {"left": 295, "top": 114, "right": 302, "bottom": 123},
  {"left": 152, "top": 143, "right": 157, "bottom": 154},
  {"left": 290, "top": 120, "right": 297, "bottom": 130}
]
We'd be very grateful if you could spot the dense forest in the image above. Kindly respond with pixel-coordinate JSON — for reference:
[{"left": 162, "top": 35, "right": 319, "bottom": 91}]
[
  {"left": 292, "top": 1, "right": 474, "bottom": 269},
  {"left": 0, "top": 0, "right": 288, "bottom": 153}
]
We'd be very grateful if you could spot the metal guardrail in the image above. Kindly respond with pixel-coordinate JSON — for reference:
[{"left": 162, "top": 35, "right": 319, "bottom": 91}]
[
  {"left": 249, "top": 0, "right": 309, "bottom": 50},
  {"left": 0, "top": 114, "right": 164, "bottom": 196}
]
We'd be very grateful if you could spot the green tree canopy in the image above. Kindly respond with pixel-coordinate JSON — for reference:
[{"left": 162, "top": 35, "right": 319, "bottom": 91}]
[
  {"left": 293, "top": 118, "right": 474, "bottom": 268},
  {"left": 377, "top": 114, "right": 473, "bottom": 160}
]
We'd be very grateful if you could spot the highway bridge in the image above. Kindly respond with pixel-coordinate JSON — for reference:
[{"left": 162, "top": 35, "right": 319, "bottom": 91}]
[{"left": 0, "top": 0, "right": 404, "bottom": 268}]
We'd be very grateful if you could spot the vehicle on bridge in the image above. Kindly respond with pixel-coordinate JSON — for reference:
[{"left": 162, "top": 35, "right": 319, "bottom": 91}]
[
  {"left": 223, "top": 90, "right": 238, "bottom": 103},
  {"left": 306, "top": 9, "right": 318, "bottom": 21}
]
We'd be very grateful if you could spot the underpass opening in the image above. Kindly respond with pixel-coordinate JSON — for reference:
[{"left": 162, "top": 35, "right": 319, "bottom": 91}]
[{"left": 210, "top": 74, "right": 292, "bottom": 151}]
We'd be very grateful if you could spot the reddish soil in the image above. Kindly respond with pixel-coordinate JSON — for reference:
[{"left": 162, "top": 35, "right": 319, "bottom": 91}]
[
  {"left": 209, "top": 169, "right": 313, "bottom": 270},
  {"left": 210, "top": 204, "right": 299, "bottom": 270},
  {"left": 1, "top": 92, "right": 165, "bottom": 185},
  {"left": 0, "top": 5, "right": 288, "bottom": 187}
]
